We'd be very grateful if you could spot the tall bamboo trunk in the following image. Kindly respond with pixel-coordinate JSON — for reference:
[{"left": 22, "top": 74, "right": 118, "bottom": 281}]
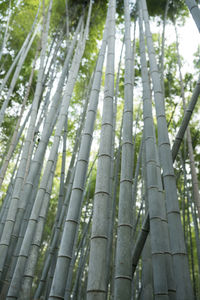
[
  {"left": 2, "top": 65, "right": 57, "bottom": 291},
  {"left": 65, "top": 0, "right": 69, "bottom": 38},
  {"left": 0, "top": 0, "right": 53, "bottom": 284},
  {"left": 174, "top": 20, "right": 200, "bottom": 219},
  {"left": 107, "top": 38, "right": 124, "bottom": 299},
  {"left": 6, "top": 5, "right": 90, "bottom": 298},
  {"left": 0, "top": 17, "right": 82, "bottom": 274},
  {"left": 0, "top": 0, "right": 11, "bottom": 62},
  {"left": 87, "top": 0, "right": 115, "bottom": 299},
  {"left": 114, "top": 0, "right": 133, "bottom": 298},
  {"left": 0, "top": 26, "right": 38, "bottom": 127},
  {"left": 187, "top": 129, "right": 200, "bottom": 219},
  {"left": 0, "top": 2, "right": 40, "bottom": 95},
  {"left": 141, "top": 0, "right": 194, "bottom": 298},
  {"left": 17, "top": 15, "right": 82, "bottom": 216},
  {"left": 171, "top": 73, "right": 200, "bottom": 161},
  {"left": 140, "top": 146, "right": 153, "bottom": 300},
  {"left": 0, "top": 45, "right": 39, "bottom": 189},
  {"left": 48, "top": 3, "right": 111, "bottom": 298},
  {"left": 18, "top": 158, "right": 58, "bottom": 300},
  {"left": 160, "top": 0, "right": 169, "bottom": 95},
  {"left": 138, "top": 5, "right": 171, "bottom": 298},
  {"left": 185, "top": 0, "right": 200, "bottom": 32}
]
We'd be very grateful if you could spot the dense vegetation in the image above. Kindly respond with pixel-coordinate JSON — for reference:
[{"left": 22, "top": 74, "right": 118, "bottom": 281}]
[{"left": 0, "top": 0, "right": 199, "bottom": 299}]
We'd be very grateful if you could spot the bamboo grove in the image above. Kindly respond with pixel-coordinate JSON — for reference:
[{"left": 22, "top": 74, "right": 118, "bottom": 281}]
[{"left": 0, "top": 0, "right": 199, "bottom": 299}]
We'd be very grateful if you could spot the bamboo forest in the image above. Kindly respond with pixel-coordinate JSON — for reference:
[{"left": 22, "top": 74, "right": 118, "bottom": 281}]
[{"left": 0, "top": 0, "right": 200, "bottom": 299}]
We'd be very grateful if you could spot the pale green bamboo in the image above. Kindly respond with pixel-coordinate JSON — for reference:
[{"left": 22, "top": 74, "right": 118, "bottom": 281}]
[
  {"left": 174, "top": 22, "right": 200, "bottom": 220},
  {"left": 0, "top": 142, "right": 23, "bottom": 240},
  {"left": 65, "top": 0, "right": 69, "bottom": 38},
  {"left": 87, "top": 0, "right": 115, "bottom": 298},
  {"left": 35, "top": 66, "right": 57, "bottom": 136},
  {"left": 48, "top": 3, "right": 109, "bottom": 297},
  {"left": 15, "top": 4, "right": 90, "bottom": 300},
  {"left": 71, "top": 239, "right": 90, "bottom": 300},
  {"left": 131, "top": 19, "right": 137, "bottom": 171},
  {"left": 186, "top": 193, "right": 197, "bottom": 298},
  {"left": 132, "top": 213, "right": 150, "bottom": 275},
  {"left": 2, "top": 160, "right": 43, "bottom": 295},
  {"left": 154, "top": 136, "right": 176, "bottom": 300},
  {"left": 141, "top": 0, "right": 194, "bottom": 298},
  {"left": 23, "top": 62, "right": 58, "bottom": 184},
  {"left": 138, "top": 7, "right": 169, "bottom": 298},
  {"left": 17, "top": 15, "right": 82, "bottom": 214},
  {"left": 39, "top": 153, "right": 96, "bottom": 299},
  {"left": 64, "top": 205, "right": 92, "bottom": 299},
  {"left": 185, "top": 0, "right": 200, "bottom": 32},
  {"left": 114, "top": 0, "right": 133, "bottom": 297},
  {"left": 0, "top": 45, "right": 39, "bottom": 189},
  {"left": 61, "top": 73, "right": 94, "bottom": 208},
  {"left": 109, "top": 125, "right": 123, "bottom": 300},
  {"left": 0, "top": 146, "right": 25, "bottom": 295},
  {"left": 142, "top": 11, "right": 175, "bottom": 300},
  {"left": 7, "top": 9, "right": 89, "bottom": 299},
  {"left": 131, "top": 81, "right": 200, "bottom": 281},
  {"left": 46, "top": 250, "right": 59, "bottom": 298},
  {"left": 3, "top": 25, "right": 75, "bottom": 210},
  {"left": 160, "top": 0, "right": 169, "bottom": 95},
  {"left": 38, "top": 79, "right": 86, "bottom": 299},
  {"left": 3, "top": 67, "right": 57, "bottom": 287},
  {"left": 0, "top": 187, "right": 12, "bottom": 240},
  {"left": 33, "top": 167, "right": 75, "bottom": 299},
  {"left": 18, "top": 158, "right": 57, "bottom": 300},
  {"left": 132, "top": 138, "right": 143, "bottom": 233},
  {"left": 0, "top": 26, "right": 38, "bottom": 128},
  {"left": 0, "top": 1, "right": 52, "bottom": 283},
  {"left": 56, "top": 111, "right": 84, "bottom": 229},
  {"left": 39, "top": 156, "right": 96, "bottom": 299},
  {"left": 0, "top": 3, "right": 40, "bottom": 95},
  {"left": 140, "top": 235, "right": 153, "bottom": 300},
  {"left": 171, "top": 73, "right": 200, "bottom": 161},
  {"left": 60, "top": 95, "right": 92, "bottom": 300},
  {"left": 190, "top": 198, "right": 200, "bottom": 274},
  {"left": 55, "top": 117, "right": 68, "bottom": 230},
  {"left": 174, "top": 22, "right": 200, "bottom": 291},
  {"left": 140, "top": 145, "right": 153, "bottom": 300},
  {"left": 1, "top": 18, "right": 82, "bottom": 274},
  {"left": 0, "top": 50, "right": 21, "bottom": 94},
  {"left": 0, "top": 0, "right": 11, "bottom": 62},
  {"left": 42, "top": 28, "right": 65, "bottom": 88},
  {"left": 187, "top": 129, "right": 200, "bottom": 219},
  {"left": 106, "top": 37, "right": 124, "bottom": 298}
]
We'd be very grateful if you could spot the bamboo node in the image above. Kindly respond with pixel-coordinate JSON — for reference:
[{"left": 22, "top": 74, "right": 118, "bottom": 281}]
[
  {"left": 115, "top": 275, "right": 132, "bottom": 281},
  {"left": 91, "top": 235, "right": 108, "bottom": 240}
]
